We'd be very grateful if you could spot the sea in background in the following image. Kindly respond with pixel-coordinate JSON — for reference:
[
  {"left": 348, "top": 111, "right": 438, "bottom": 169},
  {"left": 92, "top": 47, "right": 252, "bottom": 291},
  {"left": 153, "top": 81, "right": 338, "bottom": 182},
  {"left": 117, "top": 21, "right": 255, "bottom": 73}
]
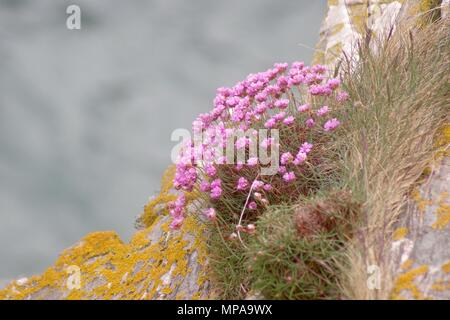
[{"left": 0, "top": 0, "right": 326, "bottom": 281}]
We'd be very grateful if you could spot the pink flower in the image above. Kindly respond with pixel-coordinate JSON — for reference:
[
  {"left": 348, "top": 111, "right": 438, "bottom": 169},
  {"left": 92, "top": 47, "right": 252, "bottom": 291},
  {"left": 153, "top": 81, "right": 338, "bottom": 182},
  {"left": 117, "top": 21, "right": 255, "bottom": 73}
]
[
  {"left": 264, "top": 118, "right": 277, "bottom": 129},
  {"left": 289, "top": 75, "right": 303, "bottom": 86},
  {"left": 210, "top": 179, "right": 222, "bottom": 199},
  {"left": 263, "top": 184, "right": 273, "bottom": 191},
  {"left": 316, "top": 105, "right": 329, "bottom": 117},
  {"left": 297, "top": 103, "right": 311, "bottom": 113},
  {"left": 280, "top": 152, "right": 293, "bottom": 165},
  {"left": 200, "top": 181, "right": 210, "bottom": 192},
  {"left": 205, "top": 164, "right": 217, "bottom": 177},
  {"left": 273, "top": 112, "right": 286, "bottom": 122},
  {"left": 169, "top": 216, "right": 184, "bottom": 230},
  {"left": 292, "top": 61, "right": 304, "bottom": 69},
  {"left": 336, "top": 91, "right": 349, "bottom": 102},
  {"left": 217, "top": 156, "right": 227, "bottom": 164},
  {"left": 255, "top": 103, "right": 268, "bottom": 114},
  {"left": 282, "top": 171, "right": 296, "bottom": 182},
  {"left": 210, "top": 187, "right": 222, "bottom": 199},
  {"left": 305, "top": 118, "right": 315, "bottom": 128},
  {"left": 309, "top": 85, "right": 332, "bottom": 96},
  {"left": 203, "top": 208, "right": 217, "bottom": 221},
  {"left": 255, "top": 91, "right": 268, "bottom": 102},
  {"left": 274, "top": 98, "right": 289, "bottom": 109},
  {"left": 211, "top": 178, "right": 221, "bottom": 188},
  {"left": 226, "top": 96, "right": 240, "bottom": 107},
  {"left": 169, "top": 194, "right": 186, "bottom": 220},
  {"left": 327, "top": 78, "right": 340, "bottom": 90},
  {"left": 261, "top": 137, "right": 274, "bottom": 149},
  {"left": 274, "top": 62, "right": 288, "bottom": 72},
  {"left": 277, "top": 76, "right": 289, "bottom": 88},
  {"left": 251, "top": 180, "right": 264, "bottom": 190},
  {"left": 236, "top": 177, "right": 249, "bottom": 190},
  {"left": 235, "top": 136, "right": 248, "bottom": 149},
  {"left": 324, "top": 118, "right": 340, "bottom": 132},
  {"left": 247, "top": 157, "right": 258, "bottom": 166},
  {"left": 299, "top": 142, "right": 313, "bottom": 154},
  {"left": 283, "top": 116, "right": 295, "bottom": 125},
  {"left": 278, "top": 166, "right": 287, "bottom": 174},
  {"left": 248, "top": 201, "right": 257, "bottom": 210},
  {"left": 311, "top": 64, "right": 327, "bottom": 74},
  {"left": 293, "top": 152, "right": 307, "bottom": 165}
]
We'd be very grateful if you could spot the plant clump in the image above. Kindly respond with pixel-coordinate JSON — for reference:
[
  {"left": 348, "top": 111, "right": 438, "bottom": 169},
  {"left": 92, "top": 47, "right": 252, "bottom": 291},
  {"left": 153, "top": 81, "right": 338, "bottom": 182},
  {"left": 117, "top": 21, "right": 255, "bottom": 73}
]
[{"left": 170, "top": 61, "right": 349, "bottom": 233}]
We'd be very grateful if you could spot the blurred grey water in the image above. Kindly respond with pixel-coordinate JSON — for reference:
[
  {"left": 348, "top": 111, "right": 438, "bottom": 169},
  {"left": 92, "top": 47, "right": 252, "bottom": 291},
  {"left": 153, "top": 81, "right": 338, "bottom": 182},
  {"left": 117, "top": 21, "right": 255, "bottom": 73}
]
[{"left": 0, "top": 0, "right": 326, "bottom": 280}]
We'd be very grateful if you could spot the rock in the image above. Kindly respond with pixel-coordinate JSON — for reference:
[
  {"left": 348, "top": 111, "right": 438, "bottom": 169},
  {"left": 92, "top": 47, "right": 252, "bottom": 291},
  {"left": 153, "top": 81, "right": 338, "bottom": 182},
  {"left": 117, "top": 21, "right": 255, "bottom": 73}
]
[
  {"left": 391, "top": 157, "right": 450, "bottom": 299},
  {"left": 316, "top": 0, "right": 449, "bottom": 299},
  {"left": 0, "top": 214, "right": 211, "bottom": 300}
]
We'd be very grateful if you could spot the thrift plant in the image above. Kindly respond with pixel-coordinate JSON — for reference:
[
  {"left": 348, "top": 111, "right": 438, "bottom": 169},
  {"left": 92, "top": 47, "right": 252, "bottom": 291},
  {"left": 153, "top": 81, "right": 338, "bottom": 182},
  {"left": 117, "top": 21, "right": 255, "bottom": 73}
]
[{"left": 170, "top": 61, "right": 348, "bottom": 234}]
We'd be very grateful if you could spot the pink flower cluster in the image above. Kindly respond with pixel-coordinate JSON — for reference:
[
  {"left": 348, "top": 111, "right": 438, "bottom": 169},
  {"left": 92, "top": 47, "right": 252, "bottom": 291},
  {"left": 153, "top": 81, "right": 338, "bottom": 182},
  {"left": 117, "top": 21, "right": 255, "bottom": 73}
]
[{"left": 169, "top": 61, "right": 348, "bottom": 229}]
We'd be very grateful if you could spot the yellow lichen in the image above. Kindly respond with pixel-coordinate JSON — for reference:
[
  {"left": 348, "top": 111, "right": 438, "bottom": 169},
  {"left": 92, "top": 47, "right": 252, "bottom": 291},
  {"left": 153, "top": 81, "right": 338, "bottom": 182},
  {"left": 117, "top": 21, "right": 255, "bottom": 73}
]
[
  {"left": 0, "top": 213, "right": 210, "bottom": 300},
  {"left": 328, "top": 0, "right": 339, "bottom": 7},
  {"left": 411, "top": 188, "right": 432, "bottom": 213},
  {"left": 347, "top": 2, "right": 368, "bottom": 35},
  {"left": 393, "top": 227, "right": 409, "bottom": 241},
  {"left": 325, "top": 42, "right": 343, "bottom": 66},
  {"left": 401, "top": 259, "right": 414, "bottom": 271},
  {"left": 391, "top": 265, "right": 429, "bottom": 300},
  {"left": 431, "top": 196, "right": 450, "bottom": 230},
  {"left": 329, "top": 23, "right": 345, "bottom": 37},
  {"left": 431, "top": 280, "right": 450, "bottom": 292},
  {"left": 442, "top": 261, "right": 450, "bottom": 274}
]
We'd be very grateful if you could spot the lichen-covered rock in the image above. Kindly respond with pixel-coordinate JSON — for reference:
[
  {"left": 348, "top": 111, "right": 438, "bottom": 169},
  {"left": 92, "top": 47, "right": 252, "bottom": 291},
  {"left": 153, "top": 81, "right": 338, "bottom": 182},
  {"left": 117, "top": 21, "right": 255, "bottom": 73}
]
[
  {"left": 0, "top": 214, "right": 211, "bottom": 300},
  {"left": 316, "top": 0, "right": 449, "bottom": 299},
  {"left": 313, "top": 0, "right": 446, "bottom": 68},
  {"left": 391, "top": 156, "right": 450, "bottom": 299},
  {"left": 313, "top": 0, "right": 404, "bottom": 68}
]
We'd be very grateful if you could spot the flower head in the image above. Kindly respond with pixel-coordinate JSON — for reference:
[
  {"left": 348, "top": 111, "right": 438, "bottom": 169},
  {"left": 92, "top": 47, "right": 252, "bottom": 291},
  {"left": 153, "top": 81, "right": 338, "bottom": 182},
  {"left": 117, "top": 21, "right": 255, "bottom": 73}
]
[
  {"left": 236, "top": 177, "right": 249, "bottom": 190},
  {"left": 283, "top": 116, "right": 295, "bottom": 125},
  {"left": 280, "top": 152, "right": 293, "bottom": 165},
  {"left": 324, "top": 118, "right": 340, "bottom": 132},
  {"left": 316, "top": 105, "right": 329, "bottom": 117},
  {"left": 305, "top": 118, "right": 315, "bottom": 128},
  {"left": 203, "top": 208, "right": 217, "bottom": 221},
  {"left": 282, "top": 171, "right": 296, "bottom": 182},
  {"left": 297, "top": 103, "right": 311, "bottom": 113}
]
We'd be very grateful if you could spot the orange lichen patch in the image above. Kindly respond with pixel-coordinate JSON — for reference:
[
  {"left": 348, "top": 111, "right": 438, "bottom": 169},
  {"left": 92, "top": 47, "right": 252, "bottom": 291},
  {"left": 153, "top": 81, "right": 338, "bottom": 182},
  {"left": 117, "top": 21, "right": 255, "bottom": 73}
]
[
  {"left": 411, "top": 188, "right": 432, "bottom": 213},
  {"left": 329, "top": 23, "right": 345, "bottom": 37},
  {"left": 431, "top": 200, "right": 450, "bottom": 230},
  {"left": 325, "top": 42, "right": 344, "bottom": 66},
  {"left": 312, "top": 50, "right": 326, "bottom": 66},
  {"left": 160, "top": 165, "right": 176, "bottom": 194},
  {"left": 0, "top": 214, "right": 210, "bottom": 300},
  {"left": 346, "top": 1, "right": 368, "bottom": 35},
  {"left": 434, "top": 124, "right": 450, "bottom": 159},
  {"left": 418, "top": 0, "right": 443, "bottom": 25},
  {"left": 139, "top": 193, "right": 177, "bottom": 228},
  {"left": 328, "top": 0, "right": 339, "bottom": 6},
  {"left": 391, "top": 265, "right": 429, "bottom": 300},
  {"left": 401, "top": 259, "right": 414, "bottom": 271},
  {"left": 393, "top": 227, "right": 409, "bottom": 241},
  {"left": 442, "top": 261, "right": 450, "bottom": 274},
  {"left": 431, "top": 280, "right": 450, "bottom": 292}
]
